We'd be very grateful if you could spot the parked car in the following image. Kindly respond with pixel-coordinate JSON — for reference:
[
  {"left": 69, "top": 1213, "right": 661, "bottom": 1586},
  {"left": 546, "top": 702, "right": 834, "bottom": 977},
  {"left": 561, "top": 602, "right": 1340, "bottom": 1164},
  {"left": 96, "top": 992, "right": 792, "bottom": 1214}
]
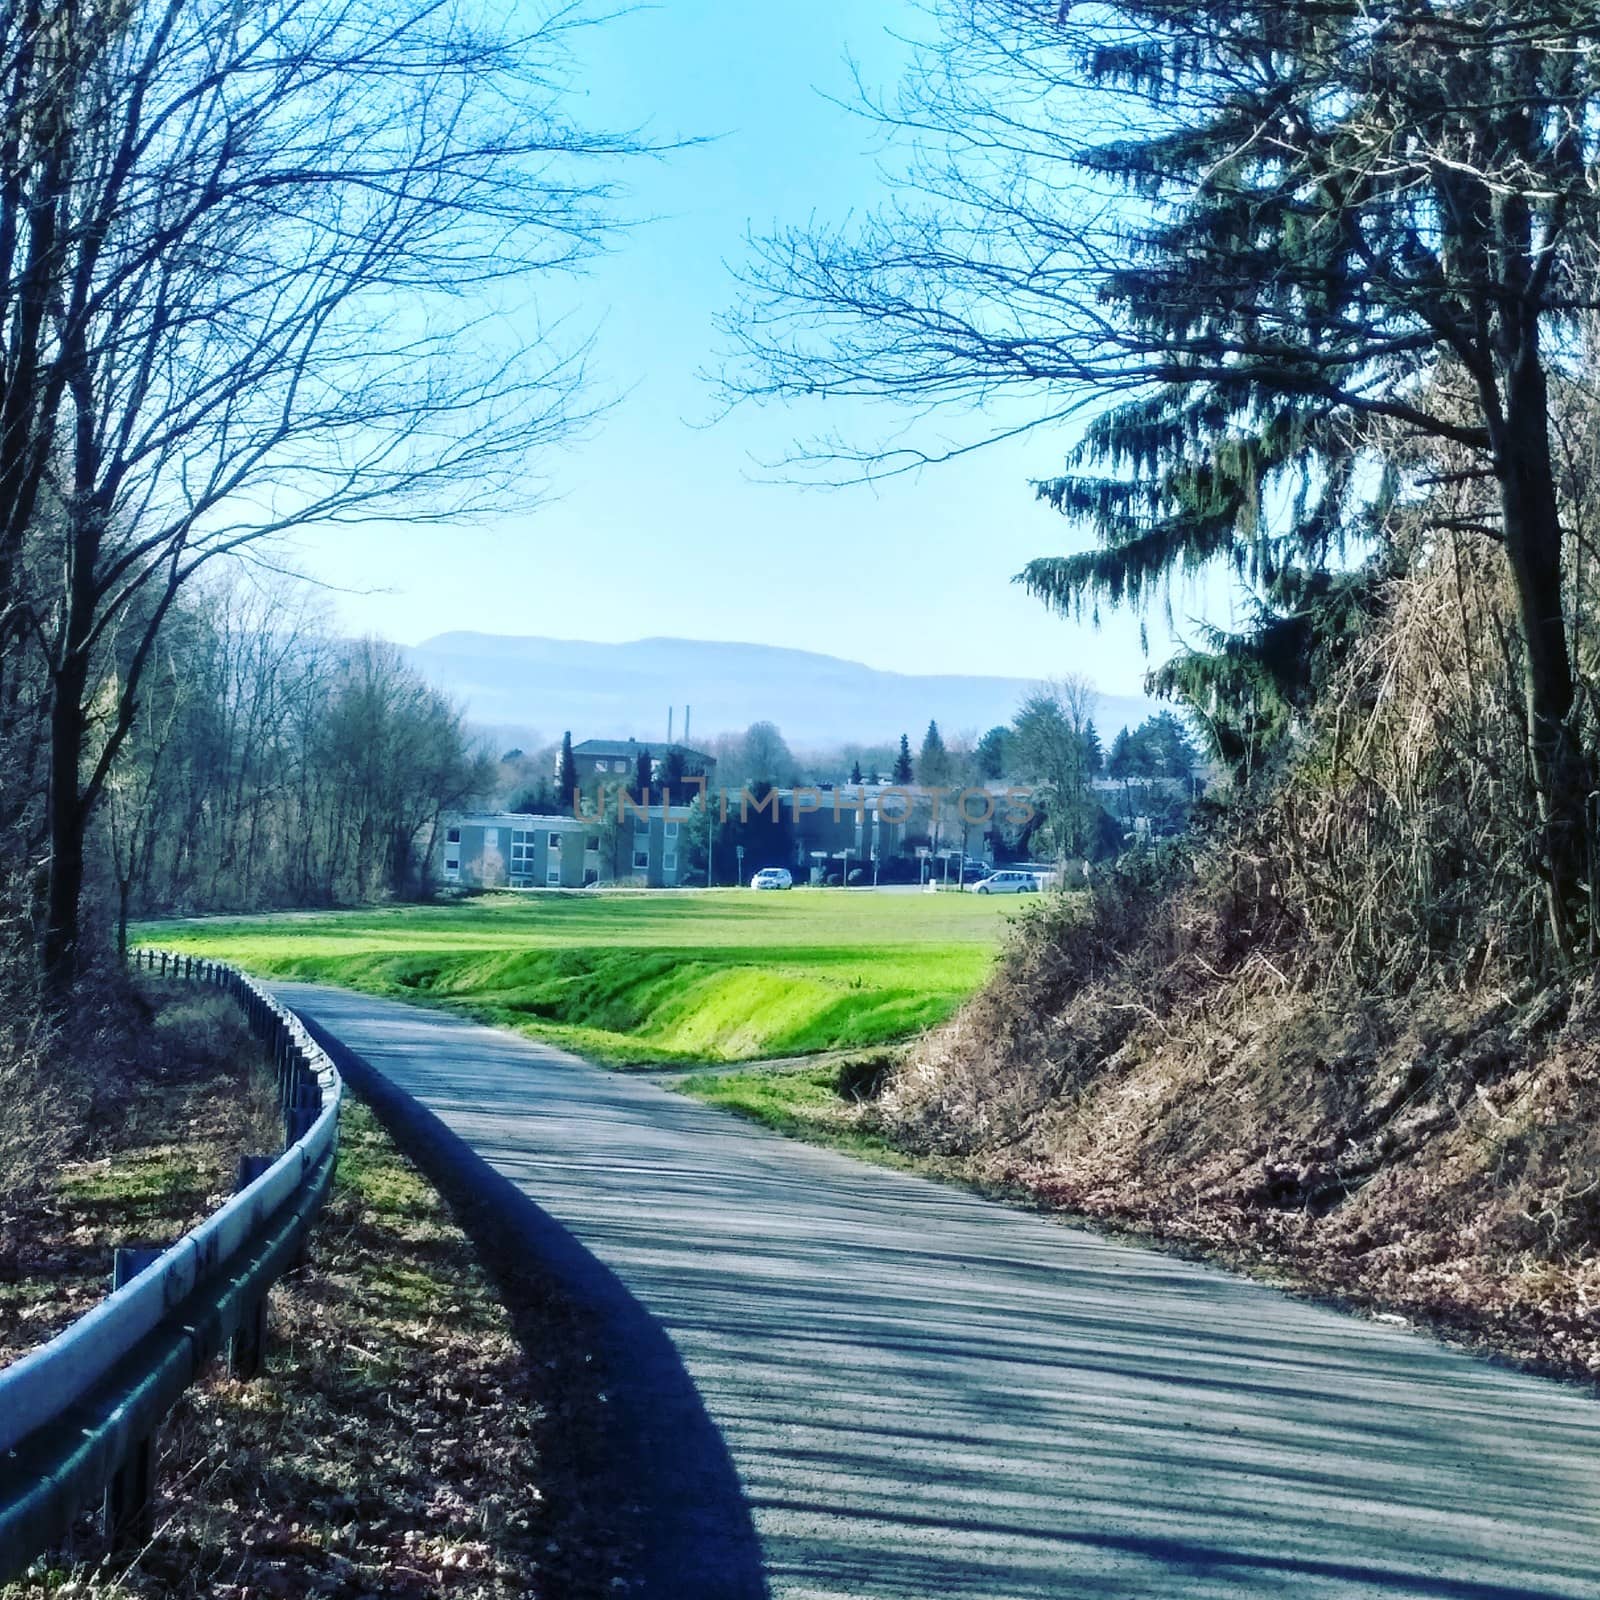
[
  {"left": 972, "top": 869, "right": 1042, "bottom": 895},
  {"left": 750, "top": 867, "right": 793, "bottom": 890}
]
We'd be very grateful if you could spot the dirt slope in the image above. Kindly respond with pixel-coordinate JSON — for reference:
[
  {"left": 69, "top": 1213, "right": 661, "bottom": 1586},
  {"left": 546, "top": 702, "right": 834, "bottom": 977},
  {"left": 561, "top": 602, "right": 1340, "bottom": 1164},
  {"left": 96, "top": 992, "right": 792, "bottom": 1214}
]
[{"left": 882, "top": 902, "right": 1600, "bottom": 1380}]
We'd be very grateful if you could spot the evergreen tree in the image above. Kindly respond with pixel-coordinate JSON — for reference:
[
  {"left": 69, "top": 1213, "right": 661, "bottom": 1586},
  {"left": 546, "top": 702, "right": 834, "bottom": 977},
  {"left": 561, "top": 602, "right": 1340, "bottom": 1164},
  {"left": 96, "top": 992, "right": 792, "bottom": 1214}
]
[
  {"left": 1082, "top": 719, "right": 1103, "bottom": 779},
  {"left": 555, "top": 731, "right": 577, "bottom": 805},
  {"left": 1139, "top": 713, "right": 1199, "bottom": 781},
  {"left": 917, "top": 720, "right": 951, "bottom": 787},
  {"left": 1107, "top": 728, "right": 1136, "bottom": 783},
  {"left": 660, "top": 747, "right": 688, "bottom": 806},
  {"left": 975, "top": 725, "right": 1008, "bottom": 781},
  {"left": 1107, "top": 727, "right": 1138, "bottom": 823},
  {"left": 634, "top": 747, "right": 653, "bottom": 799},
  {"left": 850, "top": 759, "right": 863, "bottom": 785},
  {"left": 892, "top": 733, "right": 914, "bottom": 785},
  {"left": 1011, "top": 681, "right": 1099, "bottom": 857},
  {"left": 509, "top": 780, "right": 553, "bottom": 815},
  {"left": 731, "top": 1, "right": 1600, "bottom": 950}
]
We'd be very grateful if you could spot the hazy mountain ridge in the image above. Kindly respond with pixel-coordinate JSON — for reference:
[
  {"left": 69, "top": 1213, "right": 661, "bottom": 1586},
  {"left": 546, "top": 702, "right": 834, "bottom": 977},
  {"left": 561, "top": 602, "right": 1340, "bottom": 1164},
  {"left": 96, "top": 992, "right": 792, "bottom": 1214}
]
[{"left": 405, "top": 631, "right": 1163, "bottom": 749}]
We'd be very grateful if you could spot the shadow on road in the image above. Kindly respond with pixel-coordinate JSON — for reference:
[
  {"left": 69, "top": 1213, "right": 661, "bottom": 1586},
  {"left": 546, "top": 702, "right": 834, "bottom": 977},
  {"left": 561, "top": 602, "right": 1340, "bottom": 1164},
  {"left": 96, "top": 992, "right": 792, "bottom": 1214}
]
[{"left": 298, "top": 1012, "right": 768, "bottom": 1600}]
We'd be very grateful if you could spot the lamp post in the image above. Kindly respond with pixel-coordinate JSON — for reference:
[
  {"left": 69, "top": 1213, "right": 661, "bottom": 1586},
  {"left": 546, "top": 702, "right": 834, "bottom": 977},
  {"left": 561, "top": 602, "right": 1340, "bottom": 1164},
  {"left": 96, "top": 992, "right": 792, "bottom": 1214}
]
[{"left": 736, "top": 844, "right": 745, "bottom": 887}]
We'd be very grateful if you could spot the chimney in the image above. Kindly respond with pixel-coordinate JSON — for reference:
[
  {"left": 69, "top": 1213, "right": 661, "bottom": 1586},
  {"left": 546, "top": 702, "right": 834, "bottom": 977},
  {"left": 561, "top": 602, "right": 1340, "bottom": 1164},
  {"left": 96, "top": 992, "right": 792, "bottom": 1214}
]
[
  {"left": 684, "top": 705, "right": 692, "bottom": 745},
  {"left": 668, "top": 707, "right": 675, "bottom": 744}
]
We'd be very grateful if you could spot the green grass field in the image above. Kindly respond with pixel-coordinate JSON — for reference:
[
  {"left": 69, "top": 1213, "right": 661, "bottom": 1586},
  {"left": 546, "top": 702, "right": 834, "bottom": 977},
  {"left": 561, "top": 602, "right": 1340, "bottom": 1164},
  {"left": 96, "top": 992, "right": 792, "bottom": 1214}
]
[{"left": 139, "top": 890, "right": 1020, "bottom": 1065}]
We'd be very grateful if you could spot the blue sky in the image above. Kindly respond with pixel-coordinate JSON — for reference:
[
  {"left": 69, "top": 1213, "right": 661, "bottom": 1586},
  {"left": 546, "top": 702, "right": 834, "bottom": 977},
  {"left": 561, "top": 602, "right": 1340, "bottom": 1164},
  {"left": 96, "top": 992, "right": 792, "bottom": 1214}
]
[{"left": 290, "top": 0, "right": 1223, "bottom": 697}]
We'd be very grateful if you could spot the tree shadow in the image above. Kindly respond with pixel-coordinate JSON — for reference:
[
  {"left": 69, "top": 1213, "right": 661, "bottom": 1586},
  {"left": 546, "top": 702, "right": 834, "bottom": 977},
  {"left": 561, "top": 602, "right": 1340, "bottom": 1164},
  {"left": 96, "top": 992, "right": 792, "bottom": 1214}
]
[{"left": 298, "top": 1012, "right": 769, "bottom": 1600}]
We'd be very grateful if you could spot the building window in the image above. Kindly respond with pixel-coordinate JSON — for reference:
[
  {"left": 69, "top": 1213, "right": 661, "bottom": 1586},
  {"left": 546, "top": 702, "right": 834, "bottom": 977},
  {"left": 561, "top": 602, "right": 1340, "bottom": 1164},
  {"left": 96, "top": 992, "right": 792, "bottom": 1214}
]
[
  {"left": 665, "top": 821, "right": 679, "bottom": 838},
  {"left": 633, "top": 850, "right": 649, "bottom": 871},
  {"left": 547, "top": 867, "right": 562, "bottom": 886},
  {"left": 549, "top": 831, "right": 563, "bottom": 850},
  {"left": 484, "top": 828, "right": 499, "bottom": 848},
  {"left": 585, "top": 835, "right": 601, "bottom": 853},
  {"left": 510, "top": 830, "right": 537, "bottom": 871},
  {"left": 446, "top": 827, "right": 461, "bottom": 844},
  {"left": 664, "top": 852, "right": 677, "bottom": 873},
  {"left": 595, "top": 759, "right": 610, "bottom": 772}
]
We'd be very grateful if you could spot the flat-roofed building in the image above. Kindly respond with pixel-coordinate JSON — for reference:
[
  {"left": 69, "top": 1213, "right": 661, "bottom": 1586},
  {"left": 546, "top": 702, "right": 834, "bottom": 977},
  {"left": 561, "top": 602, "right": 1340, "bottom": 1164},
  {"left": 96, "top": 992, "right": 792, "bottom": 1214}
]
[{"left": 439, "top": 809, "right": 688, "bottom": 890}]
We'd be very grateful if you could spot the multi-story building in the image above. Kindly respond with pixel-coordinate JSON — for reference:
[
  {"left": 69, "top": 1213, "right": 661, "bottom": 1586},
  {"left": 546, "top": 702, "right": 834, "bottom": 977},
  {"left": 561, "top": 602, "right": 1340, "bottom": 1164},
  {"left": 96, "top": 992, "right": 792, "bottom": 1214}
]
[
  {"left": 440, "top": 808, "right": 689, "bottom": 889},
  {"left": 439, "top": 783, "right": 1020, "bottom": 892},
  {"left": 568, "top": 738, "right": 716, "bottom": 792}
]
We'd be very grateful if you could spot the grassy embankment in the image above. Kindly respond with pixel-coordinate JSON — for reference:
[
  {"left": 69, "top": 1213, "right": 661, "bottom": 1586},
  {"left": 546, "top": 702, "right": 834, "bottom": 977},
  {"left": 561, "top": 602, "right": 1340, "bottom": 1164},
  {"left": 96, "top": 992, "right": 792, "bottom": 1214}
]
[{"left": 142, "top": 890, "right": 1019, "bottom": 1066}]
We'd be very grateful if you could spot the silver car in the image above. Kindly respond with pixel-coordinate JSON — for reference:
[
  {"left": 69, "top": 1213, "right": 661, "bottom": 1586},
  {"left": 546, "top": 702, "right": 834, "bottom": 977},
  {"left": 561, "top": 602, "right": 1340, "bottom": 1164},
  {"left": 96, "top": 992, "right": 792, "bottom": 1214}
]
[
  {"left": 750, "top": 867, "right": 793, "bottom": 890},
  {"left": 972, "top": 869, "right": 1041, "bottom": 895}
]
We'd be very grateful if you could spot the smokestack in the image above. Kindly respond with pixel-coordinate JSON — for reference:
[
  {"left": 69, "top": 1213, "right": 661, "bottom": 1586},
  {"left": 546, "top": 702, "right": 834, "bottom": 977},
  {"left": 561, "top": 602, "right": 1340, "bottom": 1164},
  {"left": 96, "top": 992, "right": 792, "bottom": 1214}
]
[
  {"left": 668, "top": 707, "right": 674, "bottom": 744},
  {"left": 684, "top": 705, "right": 692, "bottom": 745}
]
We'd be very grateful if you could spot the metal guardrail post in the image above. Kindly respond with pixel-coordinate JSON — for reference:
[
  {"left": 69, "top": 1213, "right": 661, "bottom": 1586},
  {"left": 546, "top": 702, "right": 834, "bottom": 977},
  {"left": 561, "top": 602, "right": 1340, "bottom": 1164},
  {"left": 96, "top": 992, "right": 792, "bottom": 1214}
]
[
  {"left": 228, "top": 1157, "right": 276, "bottom": 1381},
  {"left": 102, "top": 1248, "right": 163, "bottom": 1551}
]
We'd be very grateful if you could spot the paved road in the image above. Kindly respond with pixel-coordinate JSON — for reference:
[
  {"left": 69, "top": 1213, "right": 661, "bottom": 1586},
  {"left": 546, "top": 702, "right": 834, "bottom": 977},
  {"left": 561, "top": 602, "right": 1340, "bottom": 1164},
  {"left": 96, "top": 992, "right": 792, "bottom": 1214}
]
[{"left": 279, "top": 983, "right": 1600, "bottom": 1600}]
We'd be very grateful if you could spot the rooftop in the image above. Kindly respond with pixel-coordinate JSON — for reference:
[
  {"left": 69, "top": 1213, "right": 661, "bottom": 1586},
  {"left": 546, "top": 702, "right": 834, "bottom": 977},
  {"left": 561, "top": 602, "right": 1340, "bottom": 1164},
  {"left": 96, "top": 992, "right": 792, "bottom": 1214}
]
[{"left": 572, "top": 738, "right": 715, "bottom": 763}]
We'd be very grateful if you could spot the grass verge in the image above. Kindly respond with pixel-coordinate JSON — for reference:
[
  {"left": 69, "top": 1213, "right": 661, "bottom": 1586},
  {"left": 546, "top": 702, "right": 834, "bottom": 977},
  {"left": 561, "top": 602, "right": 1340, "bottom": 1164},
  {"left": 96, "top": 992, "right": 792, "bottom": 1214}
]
[
  {"left": 675, "top": 1052, "right": 923, "bottom": 1169},
  {"left": 139, "top": 890, "right": 1021, "bottom": 1065}
]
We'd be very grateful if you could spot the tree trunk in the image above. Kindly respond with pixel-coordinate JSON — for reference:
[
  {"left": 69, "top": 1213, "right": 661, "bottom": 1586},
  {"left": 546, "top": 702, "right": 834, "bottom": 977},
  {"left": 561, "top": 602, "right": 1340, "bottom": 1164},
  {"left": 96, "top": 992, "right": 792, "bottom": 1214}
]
[
  {"left": 1497, "top": 353, "right": 1585, "bottom": 958},
  {"left": 43, "top": 649, "right": 88, "bottom": 1006}
]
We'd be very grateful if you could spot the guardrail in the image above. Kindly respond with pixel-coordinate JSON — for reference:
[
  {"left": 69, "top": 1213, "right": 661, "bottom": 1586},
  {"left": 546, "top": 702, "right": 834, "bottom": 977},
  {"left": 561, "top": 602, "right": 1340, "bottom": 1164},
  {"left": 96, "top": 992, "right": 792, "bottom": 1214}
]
[{"left": 0, "top": 951, "right": 342, "bottom": 1582}]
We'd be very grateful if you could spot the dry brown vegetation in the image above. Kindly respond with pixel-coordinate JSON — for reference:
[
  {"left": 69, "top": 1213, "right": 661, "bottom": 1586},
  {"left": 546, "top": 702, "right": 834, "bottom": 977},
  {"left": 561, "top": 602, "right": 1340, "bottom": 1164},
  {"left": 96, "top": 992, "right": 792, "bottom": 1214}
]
[
  {"left": 3, "top": 1072, "right": 626, "bottom": 1599},
  {"left": 0, "top": 981, "right": 281, "bottom": 1363},
  {"left": 879, "top": 541, "right": 1600, "bottom": 1382}
]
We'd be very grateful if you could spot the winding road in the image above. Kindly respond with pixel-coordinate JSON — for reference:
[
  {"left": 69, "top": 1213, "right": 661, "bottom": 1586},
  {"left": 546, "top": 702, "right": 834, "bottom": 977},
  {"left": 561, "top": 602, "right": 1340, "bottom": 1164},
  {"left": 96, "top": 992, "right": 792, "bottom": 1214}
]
[{"left": 279, "top": 982, "right": 1600, "bottom": 1600}]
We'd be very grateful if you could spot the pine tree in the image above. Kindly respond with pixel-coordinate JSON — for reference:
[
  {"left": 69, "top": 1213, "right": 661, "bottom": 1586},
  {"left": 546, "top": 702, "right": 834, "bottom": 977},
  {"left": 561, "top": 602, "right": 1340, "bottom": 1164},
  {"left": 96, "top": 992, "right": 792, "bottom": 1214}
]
[
  {"left": 892, "top": 733, "right": 913, "bottom": 785},
  {"left": 1082, "top": 719, "right": 1103, "bottom": 779},
  {"left": 850, "top": 759, "right": 863, "bottom": 785},
  {"left": 634, "top": 747, "right": 653, "bottom": 800},
  {"left": 555, "top": 731, "right": 577, "bottom": 806},
  {"left": 660, "top": 747, "right": 687, "bottom": 806},
  {"left": 917, "top": 720, "right": 951, "bottom": 787},
  {"left": 1107, "top": 728, "right": 1135, "bottom": 784},
  {"left": 732, "top": 1, "right": 1600, "bottom": 952}
]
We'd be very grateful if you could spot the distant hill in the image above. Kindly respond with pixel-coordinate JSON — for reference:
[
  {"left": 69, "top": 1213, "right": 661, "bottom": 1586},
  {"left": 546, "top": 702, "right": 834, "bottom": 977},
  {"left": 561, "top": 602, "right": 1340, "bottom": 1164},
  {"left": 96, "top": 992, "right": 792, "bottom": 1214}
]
[{"left": 405, "top": 632, "right": 1164, "bottom": 750}]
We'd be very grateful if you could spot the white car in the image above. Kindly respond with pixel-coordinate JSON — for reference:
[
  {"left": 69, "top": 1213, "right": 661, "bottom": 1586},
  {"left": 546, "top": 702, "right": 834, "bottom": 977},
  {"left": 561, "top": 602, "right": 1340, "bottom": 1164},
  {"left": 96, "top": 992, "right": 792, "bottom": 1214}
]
[
  {"left": 750, "top": 867, "right": 793, "bottom": 890},
  {"left": 972, "top": 869, "right": 1042, "bottom": 895}
]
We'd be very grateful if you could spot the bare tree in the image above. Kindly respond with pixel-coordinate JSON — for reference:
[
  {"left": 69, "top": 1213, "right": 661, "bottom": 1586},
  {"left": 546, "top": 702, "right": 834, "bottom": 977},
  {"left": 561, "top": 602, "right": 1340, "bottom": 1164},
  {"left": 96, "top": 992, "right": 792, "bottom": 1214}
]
[
  {"left": 102, "top": 623, "right": 185, "bottom": 957},
  {"left": 1011, "top": 676, "right": 1098, "bottom": 859},
  {"left": 738, "top": 720, "right": 796, "bottom": 788},
  {"left": 103, "top": 567, "right": 492, "bottom": 916},
  {"left": 0, "top": 0, "right": 641, "bottom": 999}
]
